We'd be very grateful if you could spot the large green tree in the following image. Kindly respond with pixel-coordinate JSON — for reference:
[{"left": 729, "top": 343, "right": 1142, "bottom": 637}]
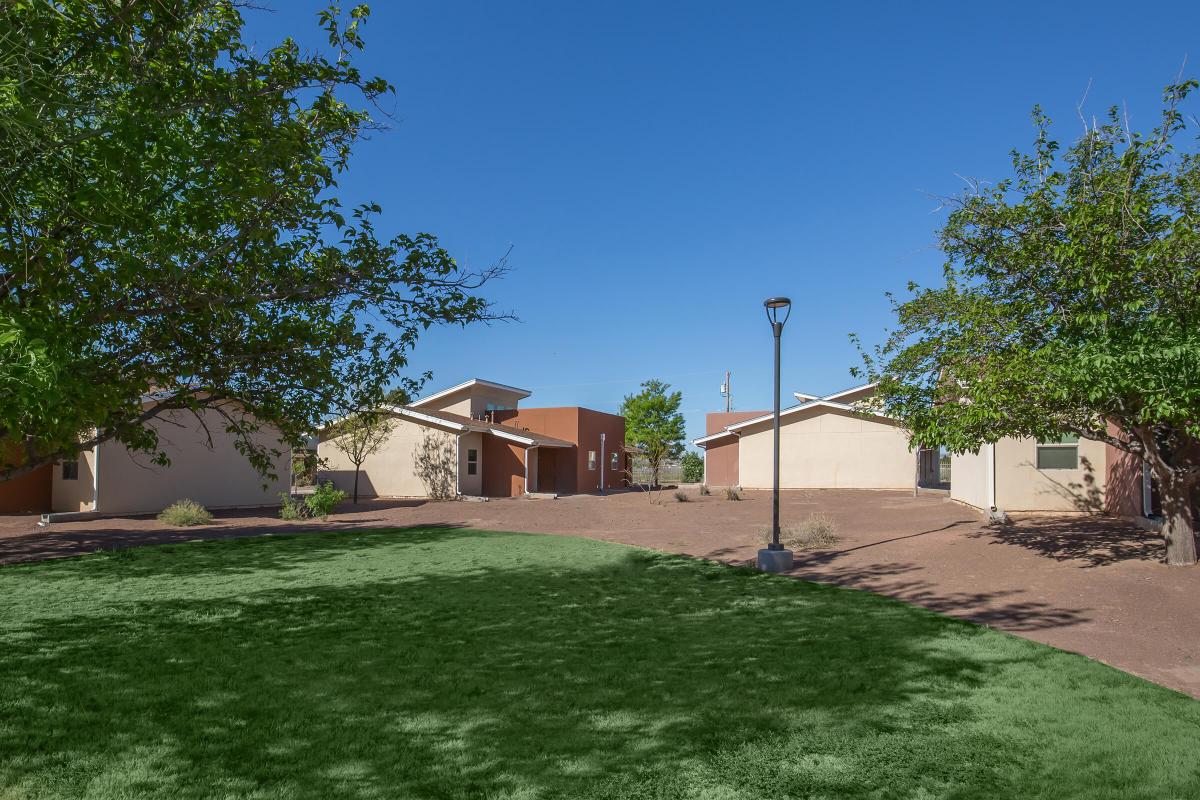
[
  {"left": 857, "top": 82, "right": 1200, "bottom": 565},
  {"left": 621, "top": 379, "right": 686, "bottom": 488},
  {"left": 0, "top": 1, "right": 502, "bottom": 481}
]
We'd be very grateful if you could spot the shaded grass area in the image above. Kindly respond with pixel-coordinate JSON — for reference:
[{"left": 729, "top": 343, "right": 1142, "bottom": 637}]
[{"left": 0, "top": 528, "right": 1198, "bottom": 799}]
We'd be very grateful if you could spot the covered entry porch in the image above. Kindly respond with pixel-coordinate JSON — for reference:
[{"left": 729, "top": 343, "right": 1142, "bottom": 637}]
[{"left": 480, "top": 428, "right": 575, "bottom": 498}]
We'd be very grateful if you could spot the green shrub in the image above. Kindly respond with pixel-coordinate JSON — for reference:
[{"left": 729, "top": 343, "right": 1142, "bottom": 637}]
[
  {"left": 157, "top": 499, "right": 213, "bottom": 527},
  {"left": 278, "top": 493, "right": 308, "bottom": 521},
  {"left": 699, "top": 484, "right": 711, "bottom": 496},
  {"left": 765, "top": 513, "right": 840, "bottom": 550},
  {"left": 724, "top": 487, "right": 740, "bottom": 501},
  {"left": 305, "top": 481, "right": 345, "bottom": 518},
  {"left": 673, "top": 490, "right": 689, "bottom": 503},
  {"left": 680, "top": 451, "right": 704, "bottom": 483}
]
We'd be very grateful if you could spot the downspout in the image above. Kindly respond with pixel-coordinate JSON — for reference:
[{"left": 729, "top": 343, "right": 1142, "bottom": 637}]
[
  {"left": 599, "top": 433, "right": 606, "bottom": 495},
  {"left": 523, "top": 446, "right": 529, "bottom": 496},
  {"left": 988, "top": 441, "right": 998, "bottom": 510},
  {"left": 455, "top": 433, "right": 462, "bottom": 498},
  {"left": 92, "top": 442, "right": 100, "bottom": 512}
]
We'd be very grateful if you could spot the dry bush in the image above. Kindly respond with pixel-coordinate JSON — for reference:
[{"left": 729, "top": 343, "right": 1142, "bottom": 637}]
[{"left": 763, "top": 513, "right": 840, "bottom": 550}]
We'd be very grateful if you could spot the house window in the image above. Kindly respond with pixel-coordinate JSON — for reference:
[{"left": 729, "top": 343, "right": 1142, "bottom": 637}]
[
  {"left": 61, "top": 461, "right": 79, "bottom": 480},
  {"left": 610, "top": 451, "right": 619, "bottom": 471},
  {"left": 588, "top": 451, "right": 597, "bottom": 471},
  {"left": 467, "top": 448, "right": 478, "bottom": 476},
  {"left": 1036, "top": 434, "right": 1079, "bottom": 470}
]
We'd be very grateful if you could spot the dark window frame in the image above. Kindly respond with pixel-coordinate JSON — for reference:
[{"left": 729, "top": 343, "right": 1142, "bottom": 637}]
[{"left": 1036, "top": 434, "right": 1079, "bottom": 470}]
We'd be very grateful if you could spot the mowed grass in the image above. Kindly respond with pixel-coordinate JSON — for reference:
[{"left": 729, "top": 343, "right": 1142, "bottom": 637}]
[{"left": 1, "top": 528, "right": 1198, "bottom": 799}]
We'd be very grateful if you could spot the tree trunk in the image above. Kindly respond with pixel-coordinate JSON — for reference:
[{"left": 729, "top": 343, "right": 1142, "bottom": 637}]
[
  {"left": 353, "top": 467, "right": 360, "bottom": 505},
  {"left": 1160, "top": 484, "right": 1197, "bottom": 566}
]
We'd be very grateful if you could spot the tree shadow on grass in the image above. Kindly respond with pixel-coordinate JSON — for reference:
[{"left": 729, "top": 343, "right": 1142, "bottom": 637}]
[
  {"left": 2, "top": 532, "right": 1195, "bottom": 799},
  {"left": 0, "top": 524, "right": 475, "bottom": 579}
]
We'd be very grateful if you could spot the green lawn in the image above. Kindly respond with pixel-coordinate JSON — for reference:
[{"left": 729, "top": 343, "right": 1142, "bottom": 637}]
[{"left": 1, "top": 528, "right": 1198, "bottom": 799}]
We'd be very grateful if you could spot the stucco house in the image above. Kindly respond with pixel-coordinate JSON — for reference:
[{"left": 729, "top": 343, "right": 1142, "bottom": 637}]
[
  {"left": 693, "top": 383, "right": 917, "bottom": 490},
  {"left": 318, "top": 378, "right": 625, "bottom": 499},
  {"left": 696, "top": 377, "right": 1158, "bottom": 520},
  {"left": 0, "top": 442, "right": 52, "bottom": 513},
  {"left": 950, "top": 426, "right": 1152, "bottom": 517},
  {"left": 49, "top": 401, "right": 291, "bottom": 517}
]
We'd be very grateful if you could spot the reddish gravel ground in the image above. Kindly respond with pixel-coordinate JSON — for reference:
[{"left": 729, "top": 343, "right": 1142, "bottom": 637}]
[{"left": 1, "top": 488, "right": 1197, "bottom": 697}]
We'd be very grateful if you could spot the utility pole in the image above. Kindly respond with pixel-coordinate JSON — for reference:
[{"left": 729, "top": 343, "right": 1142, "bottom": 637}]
[{"left": 721, "top": 370, "right": 731, "bottom": 413}]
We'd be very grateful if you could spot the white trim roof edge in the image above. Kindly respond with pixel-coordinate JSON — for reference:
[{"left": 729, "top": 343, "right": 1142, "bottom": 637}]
[
  {"left": 692, "top": 430, "right": 738, "bottom": 447},
  {"left": 410, "top": 378, "right": 532, "bottom": 408},
  {"left": 724, "top": 397, "right": 892, "bottom": 433}
]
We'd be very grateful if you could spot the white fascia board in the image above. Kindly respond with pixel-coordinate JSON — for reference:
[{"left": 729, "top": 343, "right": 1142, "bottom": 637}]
[
  {"left": 410, "top": 378, "right": 532, "bottom": 408},
  {"left": 393, "top": 407, "right": 470, "bottom": 432},
  {"left": 793, "top": 392, "right": 820, "bottom": 402},
  {"left": 820, "top": 382, "right": 878, "bottom": 402},
  {"left": 725, "top": 402, "right": 816, "bottom": 432},
  {"left": 487, "top": 427, "right": 537, "bottom": 446},
  {"left": 692, "top": 430, "right": 737, "bottom": 447},
  {"left": 726, "top": 399, "right": 894, "bottom": 433}
]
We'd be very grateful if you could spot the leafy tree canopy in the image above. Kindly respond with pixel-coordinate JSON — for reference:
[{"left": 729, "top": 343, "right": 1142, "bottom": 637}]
[
  {"left": 0, "top": 1, "right": 503, "bottom": 481},
  {"left": 621, "top": 379, "right": 686, "bottom": 486},
  {"left": 856, "top": 81, "right": 1200, "bottom": 564}
]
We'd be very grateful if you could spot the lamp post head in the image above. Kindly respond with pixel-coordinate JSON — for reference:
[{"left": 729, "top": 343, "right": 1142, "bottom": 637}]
[{"left": 763, "top": 296, "right": 792, "bottom": 329}]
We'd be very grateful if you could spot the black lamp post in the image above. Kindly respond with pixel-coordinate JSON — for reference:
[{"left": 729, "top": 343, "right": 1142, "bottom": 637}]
[{"left": 758, "top": 296, "right": 794, "bottom": 573}]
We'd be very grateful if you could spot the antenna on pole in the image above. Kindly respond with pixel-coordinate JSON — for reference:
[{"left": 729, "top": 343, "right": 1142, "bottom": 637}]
[{"left": 721, "top": 370, "right": 731, "bottom": 413}]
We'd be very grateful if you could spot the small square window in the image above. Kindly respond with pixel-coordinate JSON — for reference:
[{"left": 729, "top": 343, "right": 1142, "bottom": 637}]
[
  {"left": 61, "top": 461, "right": 79, "bottom": 480},
  {"left": 1036, "top": 435, "right": 1079, "bottom": 470},
  {"left": 588, "top": 451, "right": 597, "bottom": 471}
]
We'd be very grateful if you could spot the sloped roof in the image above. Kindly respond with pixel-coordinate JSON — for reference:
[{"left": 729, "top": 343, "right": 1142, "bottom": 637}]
[
  {"left": 409, "top": 378, "right": 531, "bottom": 408},
  {"left": 389, "top": 406, "right": 574, "bottom": 448},
  {"left": 691, "top": 383, "right": 891, "bottom": 447}
]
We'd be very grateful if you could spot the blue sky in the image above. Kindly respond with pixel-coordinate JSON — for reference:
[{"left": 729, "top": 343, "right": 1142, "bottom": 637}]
[{"left": 243, "top": 1, "right": 1198, "bottom": 445}]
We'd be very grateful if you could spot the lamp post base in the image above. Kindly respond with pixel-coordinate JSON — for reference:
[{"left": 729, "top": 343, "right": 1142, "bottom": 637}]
[{"left": 756, "top": 547, "right": 794, "bottom": 573}]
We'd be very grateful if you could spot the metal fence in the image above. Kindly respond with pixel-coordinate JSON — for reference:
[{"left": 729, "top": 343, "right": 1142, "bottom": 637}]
[{"left": 628, "top": 456, "right": 683, "bottom": 486}]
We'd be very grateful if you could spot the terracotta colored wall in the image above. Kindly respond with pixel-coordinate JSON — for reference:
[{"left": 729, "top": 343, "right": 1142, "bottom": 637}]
[
  {"left": 1105, "top": 422, "right": 1144, "bottom": 517},
  {"left": 702, "top": 411, "right": 766, "bottom": 487},
  {"left": 574, "top": 409, "right": 625, "bottom": 493},
  {"left": 493, "top": 407, "right": 625, "bottom": 494},
  {"left": 482, "top": 435, "right": 525, "bottom": 497},
  {"left": 0, "top": 464, "right": 52, "bottom": 513}
]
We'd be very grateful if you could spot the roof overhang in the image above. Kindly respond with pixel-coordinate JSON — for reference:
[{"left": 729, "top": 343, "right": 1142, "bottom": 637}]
[
  {"left": 692, "top": 430, "right": 738, "bottom": 448},
  {"left": 725, "top": 397, "right": 893, "bottom": 433},
  {"left": 410, "top": 378, "right": 532, "bottom": 408}
]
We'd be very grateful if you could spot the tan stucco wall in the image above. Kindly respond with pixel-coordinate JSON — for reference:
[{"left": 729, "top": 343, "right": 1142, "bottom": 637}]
[
  {"left": 949, "top": 447, "right": 989, "bottom": 511},
  {"left": 420, "top": 386, "right": 526, "bottom": 419},
  {"left": 457, "top": 430, "right": 483, "bottom": 496},
  {"left": 994, "top": 435, "right": 1108, "bottom": 512},
  {"left": 50, "top": 449, "right": 97, "bottom": 512},
  {"left": 70, "top": 410, "right": 290, "bottom": 515},
  {"left": 320, "top": 417, "right": 460, "bottom": 499},
  {"left": 737, "top": 408, "right": 913, "bottom": 489}
]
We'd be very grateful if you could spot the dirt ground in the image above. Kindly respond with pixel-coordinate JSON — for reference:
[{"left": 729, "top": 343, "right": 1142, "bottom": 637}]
[{"left": 2, "top": 488, "right": 1198, "bottom": 697}]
